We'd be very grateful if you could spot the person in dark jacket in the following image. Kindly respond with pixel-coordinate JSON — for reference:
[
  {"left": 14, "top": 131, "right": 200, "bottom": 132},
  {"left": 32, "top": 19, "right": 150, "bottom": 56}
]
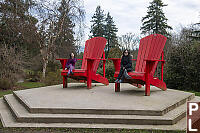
[
  {"left": 65, "top": 53, "right": 77, "bottom": 76},
  {"left": 115, "top": 49, "right": 132, "bottom": 83}
]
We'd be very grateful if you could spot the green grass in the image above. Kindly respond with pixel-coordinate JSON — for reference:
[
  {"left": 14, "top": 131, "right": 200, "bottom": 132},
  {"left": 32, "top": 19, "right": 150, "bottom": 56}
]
[
  {"left": 0, "top": 90, "right": 13, "bottom": 98},
  {"left": 0, "top": 82, "right": 46, "bottom": 98},
  {"left": 1, "top": 119, "right": 185, "bottom": 133},
  {"left": 16, "top": 82, "right": 45, "bottom": 89},
  {"left": 0, "top": 125, "right": 185, "bottom": 133},
  {"left": 187, "top": 91, "right": 200, "bottom": 97}
]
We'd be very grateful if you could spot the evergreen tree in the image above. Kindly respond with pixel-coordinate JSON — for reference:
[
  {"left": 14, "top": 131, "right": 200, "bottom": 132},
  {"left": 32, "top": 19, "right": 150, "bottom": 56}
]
[
  {"left": 104, "top": 12, "right": 118, "bottom": 57},
  {"left": 90, "top": 6, "right": 105, "bottom": 37},
  {"left": 0, "top": 0, "right": 38, "bottom": 55},
  {"left": 140, "top": 0, "right": 172, "bottom": 36},
  {"left": 55, "top": 0, "right": 76, "bottom": 58}
]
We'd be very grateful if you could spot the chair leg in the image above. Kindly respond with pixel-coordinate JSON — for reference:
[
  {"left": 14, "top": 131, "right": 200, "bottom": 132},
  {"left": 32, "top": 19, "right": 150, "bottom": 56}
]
[
  {"left": 145, "top": 84, "right": 150, "bottom": 96},
  {"left": 87, "top": 59, "right": 92, "bottom": 89},
  {"left": 63, "top": 76, "right": 68, "bottom": 88},
  {"left": 145, "top": 74, "right": 150, "bottom": 96},
  {"left": 137, "top": 84, "right": 142, "bottom": 88},
  {"left": 87, "top": 79, "right": 92, "bottom": 89},
  {"left": 115, "top": 83, "right": 120, "bottom": 92},
  {"left": 145, "top": 61, "right": 151, "bottom": 96}
]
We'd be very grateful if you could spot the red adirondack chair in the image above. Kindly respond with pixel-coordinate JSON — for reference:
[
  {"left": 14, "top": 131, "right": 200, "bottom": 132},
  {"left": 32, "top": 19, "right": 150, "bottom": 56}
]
[
  {"left": 110, "top": 34, "right": 167, "bottom": 96},
  {"left": 57, "top": 37, "right": 109, "bottom": 89}
]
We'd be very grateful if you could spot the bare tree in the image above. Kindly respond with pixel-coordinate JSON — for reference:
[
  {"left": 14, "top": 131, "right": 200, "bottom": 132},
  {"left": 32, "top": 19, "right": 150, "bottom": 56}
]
[
  {"left": 118, "top": 32, "right": 140, "bottom": 51},
  {"left": 33, "top": 0, "right": 85, "bottom": 78},
  {"left": 0, "top": 44, "right": 24, "bottom": 88}
]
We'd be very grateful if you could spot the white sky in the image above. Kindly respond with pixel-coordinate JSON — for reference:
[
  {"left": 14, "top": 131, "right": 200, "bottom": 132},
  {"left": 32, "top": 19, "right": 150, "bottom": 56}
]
[{"left": 84, "top": 0, "right": 200, "bottom": 38}]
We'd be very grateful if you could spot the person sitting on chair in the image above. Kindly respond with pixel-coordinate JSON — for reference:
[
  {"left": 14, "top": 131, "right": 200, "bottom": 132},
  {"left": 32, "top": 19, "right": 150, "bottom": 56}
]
[
  {"left": 65, "top": 52, "right": 77, "bottom": 76},
  {"left": 115, "top": 49, "right": 132, "bottom": 83}
]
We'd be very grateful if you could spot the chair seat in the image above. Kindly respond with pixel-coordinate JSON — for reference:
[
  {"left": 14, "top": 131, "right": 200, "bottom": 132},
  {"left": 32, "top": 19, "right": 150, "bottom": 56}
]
[
  {"left": 62, "top": 69, "right": 86, "bottom": 73},
  {"left": 115, "top": 71, "right": 145, "bottom": 77},
  {"left": 129, "top": 71, "right": 145, "bottom": 77}
]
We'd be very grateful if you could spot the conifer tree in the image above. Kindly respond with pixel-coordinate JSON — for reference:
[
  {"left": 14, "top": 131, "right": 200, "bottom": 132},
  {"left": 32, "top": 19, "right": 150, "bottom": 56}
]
[
  {"left": 90, "top": 6, "right": 105, "bottom": 37},
  {"left": 90, "top": 6, "right": 119, "bottom": 58},
  {"left": 104, "top": 12, "right": 118, "bottom": 57},
  {"left": 140, "top": 0, "right": 172, "bottom": 36},
  {"left": 55, "top": 0, "right": 76, "bottom": 57},
  {"left": 0, "top": 0, "right": 38, "bottom": 52}
]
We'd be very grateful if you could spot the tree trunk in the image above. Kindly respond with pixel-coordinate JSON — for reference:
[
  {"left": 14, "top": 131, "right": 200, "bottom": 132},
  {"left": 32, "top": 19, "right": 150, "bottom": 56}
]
[{"left": 42, "top": 57, "right": 48, "bottom": 79}]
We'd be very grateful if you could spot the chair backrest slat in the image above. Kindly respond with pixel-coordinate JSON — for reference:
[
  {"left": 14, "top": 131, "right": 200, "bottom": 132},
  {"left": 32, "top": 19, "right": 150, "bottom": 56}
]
[
  {"left": 81, "top": 37, "right": 107, "bottom": 73},
  {"left": 135, "top": 34, "right": 167, "bottom": 75}
]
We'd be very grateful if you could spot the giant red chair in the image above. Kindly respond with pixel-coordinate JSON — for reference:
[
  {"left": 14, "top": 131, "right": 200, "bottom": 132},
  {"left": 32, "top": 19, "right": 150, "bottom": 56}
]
[
  {"left": 57, "top": 37, "right": 109, "bottom": 89},
  {"left": 110, "top": 34, "right": 167, "bottom": 96}
]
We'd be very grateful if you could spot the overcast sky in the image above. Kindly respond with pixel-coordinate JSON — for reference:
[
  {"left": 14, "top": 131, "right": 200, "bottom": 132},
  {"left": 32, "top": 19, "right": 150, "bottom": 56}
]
[{"left": 84, "top": 0, "right": 200, "bottom": 37}]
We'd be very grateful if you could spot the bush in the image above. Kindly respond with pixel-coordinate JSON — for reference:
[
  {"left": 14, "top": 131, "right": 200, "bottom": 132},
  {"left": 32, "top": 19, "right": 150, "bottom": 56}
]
[
  {"left": 0, "top": 78, "right": 14, "bottom": 90},
  {"left": 165, "top": 41, "right": 200, "bottom": 91},
  {"left": 97, "top": 61, "right": 115, "bottom": 82},
  {"left": 96, "top": 47, "right": 122, "bottom": 82},
  {"left": 43, "top": 69, "right": 62, "bottom": 86},
  {"left": 25, "top": 69, "right": 41, "bottom": 82},
  {"left": 46, "top": 61, "right": 61, "bottom": 72}
]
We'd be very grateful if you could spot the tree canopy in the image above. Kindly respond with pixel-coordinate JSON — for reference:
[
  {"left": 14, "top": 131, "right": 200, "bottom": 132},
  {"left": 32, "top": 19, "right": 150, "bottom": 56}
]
[
  {"left": 90, "top": 6, "right": 118, "bottom": 58},
  {"left": 140, "top": 0, "right": 172, "bottom": 37}
]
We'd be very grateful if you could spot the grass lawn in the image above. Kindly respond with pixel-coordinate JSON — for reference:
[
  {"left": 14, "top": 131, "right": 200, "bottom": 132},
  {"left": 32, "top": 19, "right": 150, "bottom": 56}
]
[
  {"left": 0, "top": 81, "right": 45, "bottom": 98},
  {"left": 187, "top": 90, "right": 200, "bottom": 97},
  {"left": 0, "top": 124, "right": 185, "bottom": 133},
  {"left": 16, "top": 82, "right": 46, "bottom": 89}
]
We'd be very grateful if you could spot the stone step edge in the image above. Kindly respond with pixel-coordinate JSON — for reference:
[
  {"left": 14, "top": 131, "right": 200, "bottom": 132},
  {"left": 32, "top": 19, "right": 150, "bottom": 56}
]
[
  {"left": 13, "top": 91, "right": 162, "bottom": 116},
  {"left": 13, "top": 91, "right": 194, "bottom": 116},
  {"left": 0, "top": 98, "right": 186, "bottom": 130},
  {"left": 161, "top": 92, "right": 195, "bottom": 115},
  {"left": 3, "top": 94, "right": 187, "bottom": 125}
]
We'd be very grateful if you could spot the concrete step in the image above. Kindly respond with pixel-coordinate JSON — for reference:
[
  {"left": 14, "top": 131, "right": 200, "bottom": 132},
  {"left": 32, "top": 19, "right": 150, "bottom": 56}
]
[
  {"left": 12, "top": 90, "right": 195, "bottom": 116},
  {"left": 3, "top": 94, "right": 190, "bottom": 125},
  {"left": 0, "top": 98, "right": 187, "bottom": 130}
]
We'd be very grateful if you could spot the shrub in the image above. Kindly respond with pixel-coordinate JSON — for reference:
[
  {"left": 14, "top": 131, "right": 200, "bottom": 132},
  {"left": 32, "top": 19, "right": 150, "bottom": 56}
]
[
  {"left": 97, "top": 61, "right": 115, "bottom": 82},
  {"left": 165, "top": 41, "right": 200, "bottom": 91},
  {"left": 0, "top": 78, "right": 13, "bottom": 90},
  {"left": 24, "top": 69, "right": 41, "bottom": 82},
  {"left": 96, "top": 47, "right": 122, "bottom": 82},
  {"left": 43, "top": 69, "right": 62, "bottom": 86}
]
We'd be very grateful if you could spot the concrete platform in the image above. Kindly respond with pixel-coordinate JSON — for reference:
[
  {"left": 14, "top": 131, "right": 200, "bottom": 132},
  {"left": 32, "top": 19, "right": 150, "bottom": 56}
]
[
  {"left": 2, "top": 94, "right": 187, "bottom": 125},
  {"left": 12, "top": 83, "right": 194, "bottom": 115},
  {"left": 0, "top": 83, "right": 199, "bottom": 131}
]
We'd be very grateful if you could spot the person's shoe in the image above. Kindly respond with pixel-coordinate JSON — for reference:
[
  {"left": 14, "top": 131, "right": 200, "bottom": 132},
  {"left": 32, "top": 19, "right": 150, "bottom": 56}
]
[{"left": 115, "top": 79, "right": 119, "bottom": 83}]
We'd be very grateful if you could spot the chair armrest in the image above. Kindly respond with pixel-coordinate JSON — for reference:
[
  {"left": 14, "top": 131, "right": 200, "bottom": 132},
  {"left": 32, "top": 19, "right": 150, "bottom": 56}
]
[
  {"left": 85, "top": 58, "right": 106, "bottom": 61},
  {"left": 144, "top": 59, "right": 165, "bottom": 63},
  {"left": 108, "top": 58, "right": 137, "bottom": 61},
  {"left": 56, "top": 58, "right": 82, "bottom": 61}
]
